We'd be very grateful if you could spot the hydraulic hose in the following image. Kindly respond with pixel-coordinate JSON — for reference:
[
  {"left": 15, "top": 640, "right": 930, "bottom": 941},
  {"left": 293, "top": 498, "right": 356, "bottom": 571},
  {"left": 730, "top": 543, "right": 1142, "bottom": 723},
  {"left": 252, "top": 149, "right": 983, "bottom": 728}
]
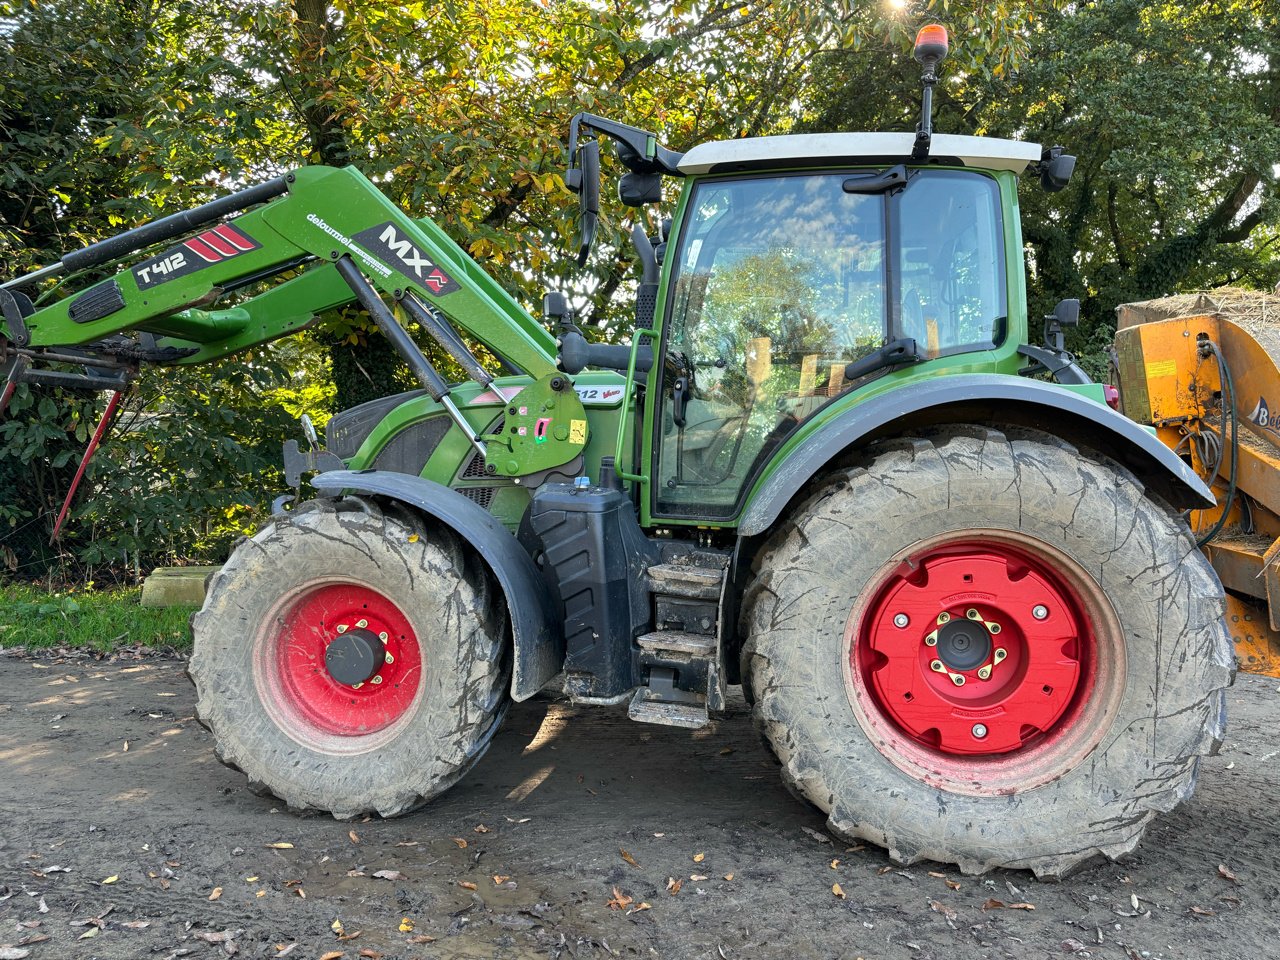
[{"left": 1195, "top": 339, "right": 1237, "bottom": 548}]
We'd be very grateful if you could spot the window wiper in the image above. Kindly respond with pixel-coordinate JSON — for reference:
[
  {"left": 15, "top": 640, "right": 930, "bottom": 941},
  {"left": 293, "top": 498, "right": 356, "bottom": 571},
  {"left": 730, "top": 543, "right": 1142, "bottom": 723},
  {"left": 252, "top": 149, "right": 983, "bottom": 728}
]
[
  {"left": 843, "top": 337, "right": 921, "bottom": 383},
  {"left": 842, "top": 164, "right": 911, "bottom": 195}
]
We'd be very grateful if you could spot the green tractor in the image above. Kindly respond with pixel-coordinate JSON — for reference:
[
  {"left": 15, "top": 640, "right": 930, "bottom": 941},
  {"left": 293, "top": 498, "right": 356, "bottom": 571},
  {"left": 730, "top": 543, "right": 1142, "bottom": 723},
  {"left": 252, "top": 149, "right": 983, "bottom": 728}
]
[{"left": 1, "top": 26, "right": 1231, "bottom": 876}]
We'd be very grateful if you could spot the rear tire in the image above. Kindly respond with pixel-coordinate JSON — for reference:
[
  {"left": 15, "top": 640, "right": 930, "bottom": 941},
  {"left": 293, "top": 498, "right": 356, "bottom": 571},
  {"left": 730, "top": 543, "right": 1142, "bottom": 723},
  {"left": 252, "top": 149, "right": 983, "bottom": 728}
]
[
  {"left": 189, "top": 497, "right": 509, "bottom": 818},
  {"left": 742, "top": 426, "right": 1233, "bottom": 877}
]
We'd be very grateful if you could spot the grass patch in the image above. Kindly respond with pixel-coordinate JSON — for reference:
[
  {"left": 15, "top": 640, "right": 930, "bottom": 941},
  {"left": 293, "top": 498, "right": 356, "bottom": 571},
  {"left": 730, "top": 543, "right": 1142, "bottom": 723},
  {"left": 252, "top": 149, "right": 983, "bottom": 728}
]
[{"left": 0, "top": 583, "right": 195, "bottom": 652}]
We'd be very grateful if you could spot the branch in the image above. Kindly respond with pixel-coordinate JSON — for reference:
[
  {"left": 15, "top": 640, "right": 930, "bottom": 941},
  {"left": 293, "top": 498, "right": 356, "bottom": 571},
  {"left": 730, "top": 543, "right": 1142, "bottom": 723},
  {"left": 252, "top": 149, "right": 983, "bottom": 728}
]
[{"left": 1107, "top": 182, "right": 1129, "bottom": 271}]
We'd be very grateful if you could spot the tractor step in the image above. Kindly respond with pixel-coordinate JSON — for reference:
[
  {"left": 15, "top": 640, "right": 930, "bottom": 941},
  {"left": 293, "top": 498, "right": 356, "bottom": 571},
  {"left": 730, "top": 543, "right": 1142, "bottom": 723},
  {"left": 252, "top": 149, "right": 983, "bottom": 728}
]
[
  {"left": 637, "top": 629, "right": 716, "bottom": 657},
  {"left": 645, "top": 563, "right": 725, "bottom": 601},
  {"left": 628, "top": 689, "right": 709, "bottom": 729}
]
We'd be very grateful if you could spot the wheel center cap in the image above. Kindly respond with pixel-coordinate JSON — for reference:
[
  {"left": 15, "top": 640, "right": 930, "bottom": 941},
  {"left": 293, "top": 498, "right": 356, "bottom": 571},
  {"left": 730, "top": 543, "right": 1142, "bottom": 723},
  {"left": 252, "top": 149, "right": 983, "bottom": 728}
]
[
  {"left": 935, "top": 619, "right": 991, "bottom": 672},
  {"left": 324, "top": 628, "right": 386, "bottom": 686}
]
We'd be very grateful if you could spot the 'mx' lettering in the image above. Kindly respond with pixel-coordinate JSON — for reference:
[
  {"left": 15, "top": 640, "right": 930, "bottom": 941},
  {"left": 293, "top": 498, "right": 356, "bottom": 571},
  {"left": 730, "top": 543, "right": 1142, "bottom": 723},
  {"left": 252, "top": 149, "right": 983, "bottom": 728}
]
[{"left": 351, "top": 222, "right": 460, "bottom": 296}]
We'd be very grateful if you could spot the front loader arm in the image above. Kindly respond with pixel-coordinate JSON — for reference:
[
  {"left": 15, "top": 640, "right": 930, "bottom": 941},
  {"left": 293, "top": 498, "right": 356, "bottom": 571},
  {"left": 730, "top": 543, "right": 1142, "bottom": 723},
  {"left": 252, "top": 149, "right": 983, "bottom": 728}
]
[{"left": 10, "top": 165, "right": 558, "bottom": 378}]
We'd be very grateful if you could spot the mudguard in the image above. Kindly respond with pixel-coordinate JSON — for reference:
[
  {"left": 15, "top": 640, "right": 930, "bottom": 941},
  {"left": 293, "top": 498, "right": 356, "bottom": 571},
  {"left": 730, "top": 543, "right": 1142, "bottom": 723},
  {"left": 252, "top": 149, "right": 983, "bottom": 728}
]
[
  {"left": 310, "top": 469, "right": 563, "bottom": 701},
  {"left": 738, "top": 374, "right": 1215, "bottom": 538}
]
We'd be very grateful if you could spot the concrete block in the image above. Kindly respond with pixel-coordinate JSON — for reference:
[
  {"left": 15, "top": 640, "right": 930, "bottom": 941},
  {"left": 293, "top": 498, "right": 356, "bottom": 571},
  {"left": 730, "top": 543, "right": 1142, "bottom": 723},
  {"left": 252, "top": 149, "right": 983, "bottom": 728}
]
[{"left": 140, "top": 565, "right": 222, "bottom": 607}]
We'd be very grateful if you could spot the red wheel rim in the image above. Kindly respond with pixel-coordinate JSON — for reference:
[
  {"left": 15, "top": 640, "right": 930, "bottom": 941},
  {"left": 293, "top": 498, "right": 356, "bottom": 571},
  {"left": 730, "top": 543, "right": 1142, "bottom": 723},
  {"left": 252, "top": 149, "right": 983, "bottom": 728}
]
[
  {"left": 845, "top": 531, "right": 1123, "bottom": 794},
  {"left": 259, "top": 581, "right": 423, "bottom": 747}
]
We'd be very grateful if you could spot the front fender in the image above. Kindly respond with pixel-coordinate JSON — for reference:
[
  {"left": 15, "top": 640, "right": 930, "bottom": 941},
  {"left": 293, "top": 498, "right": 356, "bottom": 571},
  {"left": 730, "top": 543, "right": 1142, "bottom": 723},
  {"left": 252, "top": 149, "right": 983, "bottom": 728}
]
[
  {"left": 311, "top": 469, "right": 562, "bottom": 701},
  {"left": 738, "top": 374, "right": 1214, "bottom": 538}
]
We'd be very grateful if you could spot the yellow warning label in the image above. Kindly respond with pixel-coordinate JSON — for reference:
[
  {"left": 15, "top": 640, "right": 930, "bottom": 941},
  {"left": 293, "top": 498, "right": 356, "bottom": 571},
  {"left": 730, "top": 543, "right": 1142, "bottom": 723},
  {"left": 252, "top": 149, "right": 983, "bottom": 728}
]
[
  {"left": 569, "top": 419, "right": 587, "bottom": 444},
  {"left": 1146, "top": 359, "right": 1179, "bottom": 379}
]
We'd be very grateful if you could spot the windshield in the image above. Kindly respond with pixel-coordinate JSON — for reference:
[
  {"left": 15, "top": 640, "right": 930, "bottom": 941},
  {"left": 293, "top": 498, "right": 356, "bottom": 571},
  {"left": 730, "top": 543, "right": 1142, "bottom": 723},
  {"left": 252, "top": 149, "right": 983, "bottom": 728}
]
[{"left": 656, "top": 169, "right": 1006, "bottom": 519}]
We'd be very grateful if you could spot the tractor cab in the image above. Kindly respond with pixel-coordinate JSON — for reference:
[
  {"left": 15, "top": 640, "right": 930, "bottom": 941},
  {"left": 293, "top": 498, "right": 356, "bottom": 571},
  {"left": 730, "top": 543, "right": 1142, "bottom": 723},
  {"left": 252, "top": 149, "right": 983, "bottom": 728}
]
[{"left": 561, "top": 24, "right": 1077, "bottom": 523}]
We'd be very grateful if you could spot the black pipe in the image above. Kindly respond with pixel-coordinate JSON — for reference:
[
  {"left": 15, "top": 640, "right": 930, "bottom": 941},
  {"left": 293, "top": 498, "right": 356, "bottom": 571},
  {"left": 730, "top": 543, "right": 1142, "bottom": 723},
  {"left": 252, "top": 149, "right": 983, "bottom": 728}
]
[
  {"left": 333, "top": 256, "right": 449, "bottom": 402},
  {"left": 398, "top": 292, "right": 494, "bottom": 388},
  {"left": 60, "top": 177, "right": 289, "bottom": 274}
]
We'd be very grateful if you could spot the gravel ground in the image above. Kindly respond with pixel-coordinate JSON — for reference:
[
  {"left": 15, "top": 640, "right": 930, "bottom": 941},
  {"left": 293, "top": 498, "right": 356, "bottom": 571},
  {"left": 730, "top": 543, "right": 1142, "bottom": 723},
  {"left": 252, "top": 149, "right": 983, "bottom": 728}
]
[{"left": 1, "top": 651, "right": 1278, "bottom": 960}]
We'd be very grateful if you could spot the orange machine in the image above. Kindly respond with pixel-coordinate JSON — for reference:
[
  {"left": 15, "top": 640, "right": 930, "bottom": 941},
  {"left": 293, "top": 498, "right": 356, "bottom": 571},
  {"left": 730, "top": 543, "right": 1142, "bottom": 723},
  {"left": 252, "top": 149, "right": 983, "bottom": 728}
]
[{"left": 1114, "top": 291, "right": 1280, "bottom": 675}]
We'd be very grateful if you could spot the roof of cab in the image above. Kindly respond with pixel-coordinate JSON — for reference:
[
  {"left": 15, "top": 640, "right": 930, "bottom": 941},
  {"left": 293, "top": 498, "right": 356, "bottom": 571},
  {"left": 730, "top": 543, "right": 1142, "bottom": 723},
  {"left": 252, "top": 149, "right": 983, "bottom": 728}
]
[{"left": 677, "top": 132, "right": 1041, "bottom": 176}]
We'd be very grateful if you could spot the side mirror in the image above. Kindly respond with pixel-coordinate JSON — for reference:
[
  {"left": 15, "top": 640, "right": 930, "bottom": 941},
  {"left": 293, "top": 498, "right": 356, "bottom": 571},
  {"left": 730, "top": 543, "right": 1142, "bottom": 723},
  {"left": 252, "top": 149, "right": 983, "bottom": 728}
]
[
  {"left": 619, "top": 171, "right": 662, "bottom": 207},
  {"left": 1040, "top": 147, "right": 1076, "bottom": 192},
  {"left": 569, "top": 140, "right": 600, "bottom": 266},
  {"left": 1051, "top": 298, "right": 1080, "bottom": 328}
]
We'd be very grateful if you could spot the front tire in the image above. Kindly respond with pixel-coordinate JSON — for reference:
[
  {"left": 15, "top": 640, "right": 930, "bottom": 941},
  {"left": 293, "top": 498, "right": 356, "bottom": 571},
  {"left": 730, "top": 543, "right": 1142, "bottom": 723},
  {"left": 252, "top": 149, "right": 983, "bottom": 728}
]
[
  {"left": 189, "top": 497, "right": 509, "bottom": 819},
  {"left": 742, "top": 426, "right": 1233, "bottom": 877}
]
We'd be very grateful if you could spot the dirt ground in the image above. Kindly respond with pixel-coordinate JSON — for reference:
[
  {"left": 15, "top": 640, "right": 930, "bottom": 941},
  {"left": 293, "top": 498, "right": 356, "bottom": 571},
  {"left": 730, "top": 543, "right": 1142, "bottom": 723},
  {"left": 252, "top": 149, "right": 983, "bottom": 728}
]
[{"left": 1, "top": 651, "right": 1278, "bottom": 960}]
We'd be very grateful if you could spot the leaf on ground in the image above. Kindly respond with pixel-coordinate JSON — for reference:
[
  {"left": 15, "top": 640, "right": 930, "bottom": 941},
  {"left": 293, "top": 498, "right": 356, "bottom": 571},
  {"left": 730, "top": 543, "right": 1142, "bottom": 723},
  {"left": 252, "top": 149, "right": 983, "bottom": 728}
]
[
  {"left": 122, "top": 740, "right": 128, "bottom": 752},
  {"left": 929, "top": 899, "right": 957, "bottom": 920},
  {"left": 830, "top": 859, "right": 840, "bottom": 869},
  {"left": 407, "top": 934, "right": 435, "bottom": 944},
  {"left": 451, "top": 838, "right": 468, "bottom": 849},
  {"left": 295, "top": 887, "right": 306, "bottom": 898},
  {"left": 504, "top": 817, "right": 531, "bottom": 824},
  {"left": 628, "top": 901, "right": 652, "bottom": 914},
  {"left": 723, "top": 873, "right": 734, "bottom": 881},
  {"left": 945, "top": 879, "right": 961, "bottom": 890},
  {"left": 245, "top": 877, "right": 259, "bottom": 883},
  {"left": 0, "top": 949, "right": 31, "bottom": 959},
  {"left": 1060, "top": 938, "right": 1087, "bottom": 953},
  {"left": 208, "top": 886, "right": 222, "bottom": 900},
  {"left": 619, "top": 848, "right": 639, "bottom": 868},
  {"left": 982, "top": 899, "right": 1006, "bottom": 911},
  {"left": 318, "top": 952, "right": 343, "bottom": 960},
  {"left": 120, "top": 921, "right": 150, "bottom": 930},
  {"left": 458, "top": 881, "right": 477, "bottom": 891},
  {"left": 78, "top": 928, "right": 99, "bottom": 940},
  {"left": 357, "top": 950, "right": 381, "bottom": 959},
  {"left": 474, "top": 824, "right": 490, "bottom": 833},
  {"left": 1190, "top": 905, "right": 1216, "bottom": 916},
  {"left": 928, "top": 871, "right": 946, "bottom": 879},
  {"left": 394, "top": 841, "right": 418, "bottom": 847},
  {"left": 492, "top": 875, "right": 510, "bottom": 885},
  {"left": 346, "top": 870, "right": 365, "bottom": 878},
  {"left": 692, "top": 852, "right": 705, "bottom": 863},
  {"left": 667, "top": 877, "right": 682, "bottom": 895},
  {"left": 348, "top": 830, "right": 360, "bottom": 844},
  {"left": 101, "top": 875, "right": 118, "bottom": 885},
  {"left": 398, "top": 917, "right": 414, "bottom": 933},
  {"left": 832, "top": 883, "right": 846, "bottom": 899},
  {"left": 1218, "top": 864, "right": 1239, "bottom": 883},
  {"left": 372, "top": 870, "right": 404, "bottom": 881},
  {"left": 690, "top": 874, "right": 708, "bottom": 882},
  {"left": 265, "top": 842, "right": 294, "bottom": 849},
  {"left": 195, "top": 930, "right": 241, "bottom": 943},
  {"left": 877, "top": 866, "right": 893, "bottom": 875},
  {"left": 1009, "top": 902, "right": 1036, "bottom": 910},
  {"left": 606, "top": 886, "right": 633, "bottom": 910},
  {"left": 719, "top": 747, "right": 734, "bottom": 755},
  {"left": 337, "top": 930, "right": 362, "bottom": 941},
  {"left": 331, "top": 918, "right": 345, "bottom": 937}
]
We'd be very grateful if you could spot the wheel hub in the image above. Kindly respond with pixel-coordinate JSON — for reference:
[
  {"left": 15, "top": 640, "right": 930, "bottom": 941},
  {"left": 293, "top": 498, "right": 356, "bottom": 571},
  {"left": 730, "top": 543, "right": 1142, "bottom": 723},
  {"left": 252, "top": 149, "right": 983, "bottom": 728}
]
[
  {"left": 324, "top": 627, "right": 387, "bottom": 686},
  {"left": 267, "top": 582, "right": 422, "bottom": 737},
  {"left": 934, "top": 618, "right": 991, "bottom": 671},
  {"left": 851, "top": 539, "right": 1092, "bottom": 758}
]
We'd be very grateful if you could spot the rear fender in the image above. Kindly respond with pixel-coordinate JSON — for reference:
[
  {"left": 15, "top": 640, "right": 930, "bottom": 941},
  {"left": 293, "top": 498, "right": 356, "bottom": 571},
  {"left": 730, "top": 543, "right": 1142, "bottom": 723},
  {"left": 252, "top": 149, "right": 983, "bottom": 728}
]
[
  {"left": 738, "top": 374, "right": 1214, "bottom": 538},
  {"left": 311, "top": 469, "right": 562, "bottom": 701}
]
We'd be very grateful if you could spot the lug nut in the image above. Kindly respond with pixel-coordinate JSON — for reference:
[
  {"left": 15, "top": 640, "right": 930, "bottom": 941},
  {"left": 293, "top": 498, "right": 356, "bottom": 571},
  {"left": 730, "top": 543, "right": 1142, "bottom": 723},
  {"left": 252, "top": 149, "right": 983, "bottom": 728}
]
[
  {"left": 937, "top": 612, "right": 951, "bottom": 624},
  {"left": 988, "top": 622, "right": 1001, "bottom": 634},
  {"left": 1032, "top": 604, "right": 1049, "bottom": 620},
  {"left": 977, "top": 665, "right": 992, "bottom": 680},
  {"left": 336, "top": 624, "right": 348, "bottom": 634},
  {"left": 371, "top": 675, "right": 383, "bottom": 685},
  {"left": 972, "top": 723, "right": 988, "bottom": 739},
  {"left": 966, "top": 608, "right": 981, "bottom": 621},
  {"left": 893, "top": 613, "right": 910, "bottom": 628},
  {"left": 930, "top": 659, "right": 946, "bottom": 673},
  {"left": 924, "top": 632, "right": 938, "bottom": 647},
  {"left": 356, "top": 619, "right": 369, "bottom": 629},
  {"left": 384, "top": 652, "right": 395, "bottom": 665},
  {"left": 950, "top": 673, "right": 966, "bottom": 687},
  {"left": 378, "top": 631, "right": 389, "bottom": 641},
  {"left": 993, "top": 648, "right": 1007, "bottom": 664}
]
